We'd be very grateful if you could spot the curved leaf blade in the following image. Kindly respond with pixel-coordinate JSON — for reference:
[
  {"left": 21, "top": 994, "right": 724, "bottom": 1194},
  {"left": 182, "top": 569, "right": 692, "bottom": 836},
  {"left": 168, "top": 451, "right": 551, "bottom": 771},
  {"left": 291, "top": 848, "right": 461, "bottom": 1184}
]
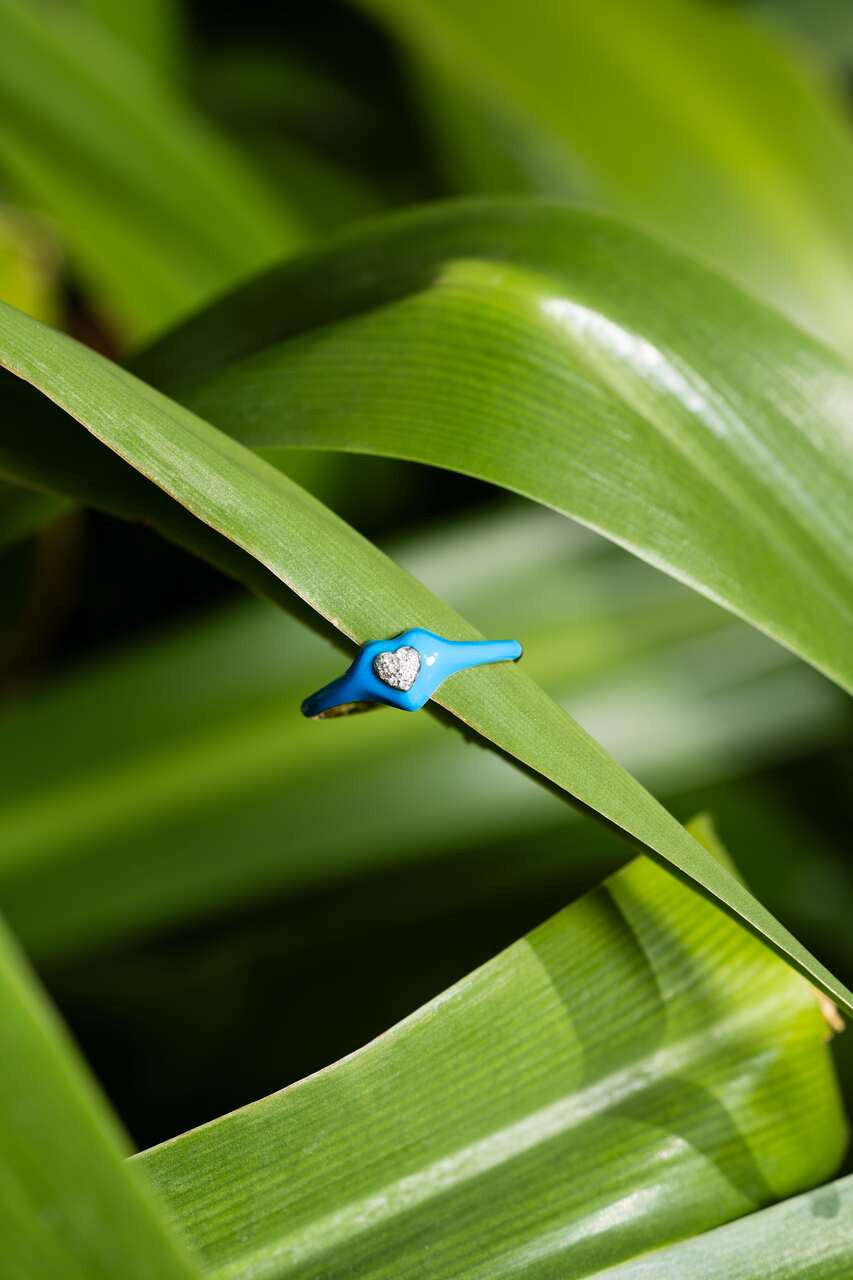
[
  {"left": 598, "top": 1173, "right": 853, "bottom": 1278},
  {"left": 136, "top": 838, "right": 846, "bottom": 1278},
  {"left": 0, "top": 915, "right": 199, "bottom": 1276},
  {"left": 356, "top": 0, "right": 853, "bottom": 355},
  {"left": 0, "top": 295, "right": 851, "bottom": 1016},
  {"left": 136, "top": 200, "right": 853, "bottom": 693}
]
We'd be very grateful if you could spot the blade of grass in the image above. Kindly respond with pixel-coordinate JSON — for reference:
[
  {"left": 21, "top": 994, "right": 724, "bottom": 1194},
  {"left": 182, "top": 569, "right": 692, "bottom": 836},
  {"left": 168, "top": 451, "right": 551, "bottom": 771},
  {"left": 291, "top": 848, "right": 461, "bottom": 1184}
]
[
  {"left": 0, "top": 294, "right": 850, "bottom": 1016},
  {"left": 135, "top": 826, "right": 847, "bottom": 1279}
]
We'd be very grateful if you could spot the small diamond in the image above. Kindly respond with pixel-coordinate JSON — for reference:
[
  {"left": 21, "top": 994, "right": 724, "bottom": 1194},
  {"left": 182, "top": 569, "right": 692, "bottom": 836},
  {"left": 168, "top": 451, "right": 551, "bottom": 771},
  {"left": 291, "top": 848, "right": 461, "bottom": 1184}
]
[{"left": 373, "top": 645, "right": 421, "bottom": 691}]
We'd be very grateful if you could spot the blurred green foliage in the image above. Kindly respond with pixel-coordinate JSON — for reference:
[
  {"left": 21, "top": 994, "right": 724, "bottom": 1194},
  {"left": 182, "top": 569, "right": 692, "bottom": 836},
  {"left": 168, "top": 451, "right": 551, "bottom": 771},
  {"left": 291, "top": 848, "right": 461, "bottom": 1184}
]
[{"left": 0, "top": 1, "right": 851, "bottom": 1275}]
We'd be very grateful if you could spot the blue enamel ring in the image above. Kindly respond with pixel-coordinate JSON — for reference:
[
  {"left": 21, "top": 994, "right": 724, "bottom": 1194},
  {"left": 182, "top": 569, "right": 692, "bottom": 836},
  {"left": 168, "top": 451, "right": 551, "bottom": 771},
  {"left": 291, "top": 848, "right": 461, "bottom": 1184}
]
[{"left": 301, "top": 627, "right": 523, "bottom": 718}]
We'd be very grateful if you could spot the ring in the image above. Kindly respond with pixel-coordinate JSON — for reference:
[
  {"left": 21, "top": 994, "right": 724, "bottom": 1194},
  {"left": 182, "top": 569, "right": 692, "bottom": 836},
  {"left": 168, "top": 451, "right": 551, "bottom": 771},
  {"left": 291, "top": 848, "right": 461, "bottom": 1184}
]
[{"left": 301, "top": 627, "right": 523, "bottom": 718}]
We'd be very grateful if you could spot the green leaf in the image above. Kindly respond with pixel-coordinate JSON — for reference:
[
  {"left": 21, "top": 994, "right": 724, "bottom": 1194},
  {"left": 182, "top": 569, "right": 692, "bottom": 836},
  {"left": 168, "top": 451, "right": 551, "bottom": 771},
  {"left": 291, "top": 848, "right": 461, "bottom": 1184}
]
[
  {"left": 135, "top": 200, "right": 853, "bottom": 694},
  {"left": 135, "top": 832, "right": 847, "bottom": 1278},
  {"left": 243, "top": 134, "right": 390, "bottom": 233},
  {"left": 746, "top": 0, "right": 853, "bottom": 70},
  {"left": 355, "top": 0, "right": 853, "bottom": 354},
  {"left": 600, "top": 1172, "right": 853, "bottom": 1278},
  {"left": 0, "top": 913, "right": 199, "bottom": 1276},
  {"left": 0, "top": 0, "right": 303, "bottom": 342},
  {"left": 0, "top": 479, "right": 67, "bottom": 551},
  {"left": 0, "top": 204, "right": 61, "bottom": 326},
  {"left": 0, "top": 291, "right": 850, "bottom": 1018},
  {"left": 76, "top": 0, "right": 183, "bottom": 78},
  {"left": 192, "top": 44, "right": 380, "bottom": 143},
  {"left": 0, "top": 506, "right": 844, "bottom": 961}
]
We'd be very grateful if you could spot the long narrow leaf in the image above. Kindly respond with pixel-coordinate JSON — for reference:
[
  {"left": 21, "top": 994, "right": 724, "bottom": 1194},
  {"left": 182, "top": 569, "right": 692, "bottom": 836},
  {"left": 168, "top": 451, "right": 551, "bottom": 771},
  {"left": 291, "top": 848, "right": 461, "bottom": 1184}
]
[
  {"left": 136, "top": 835, "right": 847, "bottom": 1279},
  {"left": 0, "top": 915, "right": 199, "bottom": 1276},
  {"left": 0, "top": 295, "right": 850, "bottom": 1015},
  {"left": 356, "top": 0, "right": 853, "bottom": 354},
  {"left": 135, "top": 201, "right": 853, "bottom": 693},
  {"left": 598, "top": 1172, "right": 853, "bottom": 1278}
]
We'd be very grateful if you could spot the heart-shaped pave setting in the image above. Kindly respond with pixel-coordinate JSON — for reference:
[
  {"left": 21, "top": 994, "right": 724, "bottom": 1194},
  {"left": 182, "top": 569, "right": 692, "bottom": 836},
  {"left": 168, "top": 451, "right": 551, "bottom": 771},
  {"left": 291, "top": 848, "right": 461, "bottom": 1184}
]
[{"left": 373, "top": 645, "right": 422, "bottom": 692}]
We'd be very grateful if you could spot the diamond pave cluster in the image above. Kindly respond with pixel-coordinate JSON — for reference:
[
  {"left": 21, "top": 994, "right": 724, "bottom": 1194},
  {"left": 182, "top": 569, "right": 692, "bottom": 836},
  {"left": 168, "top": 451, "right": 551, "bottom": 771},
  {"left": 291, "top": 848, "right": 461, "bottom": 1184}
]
[{"left": 372, "top": 644, "right": 422, "bottom": 691}]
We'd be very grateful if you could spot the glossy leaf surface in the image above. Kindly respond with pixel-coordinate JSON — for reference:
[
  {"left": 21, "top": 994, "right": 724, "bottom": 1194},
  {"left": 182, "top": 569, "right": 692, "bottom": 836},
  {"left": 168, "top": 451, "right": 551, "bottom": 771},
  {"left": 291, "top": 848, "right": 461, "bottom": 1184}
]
[{"left": 137, "top": 201, "right": 853, "bottom": 694}]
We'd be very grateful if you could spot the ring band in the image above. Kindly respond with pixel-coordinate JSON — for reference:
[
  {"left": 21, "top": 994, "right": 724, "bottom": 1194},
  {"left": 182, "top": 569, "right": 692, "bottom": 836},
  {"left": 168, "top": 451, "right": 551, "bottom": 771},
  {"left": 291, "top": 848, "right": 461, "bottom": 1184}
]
[{"left": 301, "top": 627, "right": 523, "bottom": 718}]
